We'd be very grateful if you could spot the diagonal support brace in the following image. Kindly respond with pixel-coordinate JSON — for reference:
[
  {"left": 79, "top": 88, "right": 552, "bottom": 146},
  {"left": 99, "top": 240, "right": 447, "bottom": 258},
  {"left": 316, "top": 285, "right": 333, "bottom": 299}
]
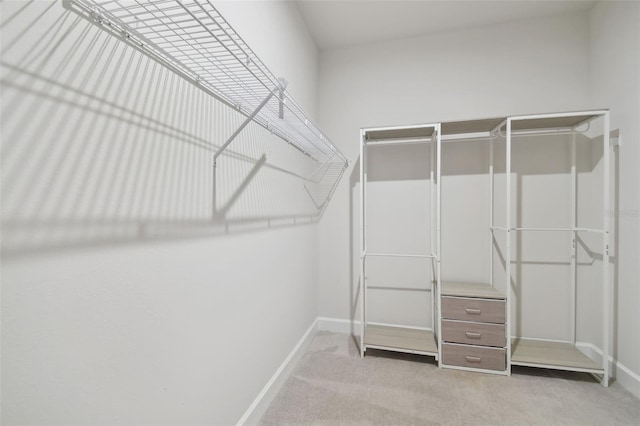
[
  {"left": 214, "top": 89, "right": 277, "bottom": 163},
  {"left": 212, "top": 82, "right": 285, "bottom": 218}
]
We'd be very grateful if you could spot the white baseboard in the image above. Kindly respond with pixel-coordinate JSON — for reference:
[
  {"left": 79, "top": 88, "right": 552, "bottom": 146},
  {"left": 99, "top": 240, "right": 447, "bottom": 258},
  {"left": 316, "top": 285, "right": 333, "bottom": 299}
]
[
  {"left": 576, "top": 342, "right": 640, "bottom": 399},
  {"left": 317, "top": 316, "right": 357, "bottom": 333},
  {"left": 236, "top": 319, "right": 319, "bottom": 426},
  {"left": 317, "top": 317, "right": 431, "bottom": 333}
]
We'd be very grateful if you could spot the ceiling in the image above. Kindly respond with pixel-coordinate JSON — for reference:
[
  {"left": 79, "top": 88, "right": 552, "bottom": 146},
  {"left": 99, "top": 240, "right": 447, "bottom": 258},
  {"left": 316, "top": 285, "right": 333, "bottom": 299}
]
[{"left": 295, "top": 0, "right": 597, "bottom": 50}]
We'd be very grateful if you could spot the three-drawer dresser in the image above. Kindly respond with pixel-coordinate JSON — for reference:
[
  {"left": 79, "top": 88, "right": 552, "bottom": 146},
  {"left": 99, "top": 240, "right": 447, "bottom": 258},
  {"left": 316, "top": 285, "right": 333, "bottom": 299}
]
[{"left": 440, "top": 281, "right": 507, "bottom": 374}]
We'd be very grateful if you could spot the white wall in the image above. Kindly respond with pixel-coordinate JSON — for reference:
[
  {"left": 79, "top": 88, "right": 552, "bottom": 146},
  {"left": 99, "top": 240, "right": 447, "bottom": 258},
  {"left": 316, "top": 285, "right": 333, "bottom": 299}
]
[
  {"left": 364, "top": 143, "right": 434, "bottom": 327},
  {"left": 1, "top": 1, "right": 320, "bottom": 424},
  {"left": 317, "top": 10, "right": 591, "bottom": 325},
  {"left": 589, "top": 0, "right": 640, "bottom": 385}
]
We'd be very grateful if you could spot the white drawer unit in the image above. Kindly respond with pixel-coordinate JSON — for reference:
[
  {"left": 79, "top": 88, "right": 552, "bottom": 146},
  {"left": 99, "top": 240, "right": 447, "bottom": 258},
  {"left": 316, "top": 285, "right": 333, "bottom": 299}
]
[{"left": 440, "top": 281, "right": 507, "bottom": 374}]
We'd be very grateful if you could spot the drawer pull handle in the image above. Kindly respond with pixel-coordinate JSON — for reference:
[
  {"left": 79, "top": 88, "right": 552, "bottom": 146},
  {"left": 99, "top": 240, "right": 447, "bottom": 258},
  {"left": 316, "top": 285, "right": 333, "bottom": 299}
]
[
  {"left": 465, "top": 332, "right": 482, "bottom": 338},
  {"left": 465, "top": 308, "right": 481, "bottom": 315},
  {"left": 465, "top": 356, "right": 482, "bottom": 363}
]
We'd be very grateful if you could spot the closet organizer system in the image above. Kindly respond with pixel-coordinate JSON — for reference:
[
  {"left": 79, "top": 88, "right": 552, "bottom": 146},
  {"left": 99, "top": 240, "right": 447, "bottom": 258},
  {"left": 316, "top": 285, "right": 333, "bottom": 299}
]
[
  {"left": 360, "top": 110, "right": 611, "bottom": 386},
  {"left": 66, "top": 0, "right": 348, "bottom": 214}
]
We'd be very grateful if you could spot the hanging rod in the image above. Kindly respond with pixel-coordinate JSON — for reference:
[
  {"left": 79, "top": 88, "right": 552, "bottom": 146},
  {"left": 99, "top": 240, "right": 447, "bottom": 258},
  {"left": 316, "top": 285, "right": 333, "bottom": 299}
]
[
  {"left": 511, "top": 227, "right": 605, "bottom": 233},
  {"left": 64, "top": 0, "right": 347, "bottom": 166},
  {"left": 365, "top": 253, "right": 435, "bottom": 259},
  {"left": 490, "top": 226, "right": 604, "bottom": 233},
  {"left": 498, "top": 122, "right": 591, "bottom": 138},
  {"left": 364, "top": 138, "right": 433, "bottom": 146}
]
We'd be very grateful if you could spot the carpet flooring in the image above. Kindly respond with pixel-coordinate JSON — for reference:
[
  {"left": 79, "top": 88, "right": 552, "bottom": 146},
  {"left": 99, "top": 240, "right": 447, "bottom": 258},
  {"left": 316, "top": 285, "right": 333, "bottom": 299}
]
[{"left": 259, "top": 332, "right": 640, "bottom": 425}]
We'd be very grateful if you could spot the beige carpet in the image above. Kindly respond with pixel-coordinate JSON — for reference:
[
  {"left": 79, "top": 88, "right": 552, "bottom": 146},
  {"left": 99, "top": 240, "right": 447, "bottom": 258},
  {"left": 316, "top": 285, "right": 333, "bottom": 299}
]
[{"left": 259, "top": 332, "right": 640, "bottom": 425}]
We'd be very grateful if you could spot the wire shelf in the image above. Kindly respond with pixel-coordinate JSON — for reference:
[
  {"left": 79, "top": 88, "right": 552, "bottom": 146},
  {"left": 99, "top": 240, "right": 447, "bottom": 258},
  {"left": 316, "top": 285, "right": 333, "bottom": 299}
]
[
  {"left": 304, "top": 157, "right": 347, "bottom": 209},
  {"left": 66, "top": 0, "right": 347, "bottom": 168}
]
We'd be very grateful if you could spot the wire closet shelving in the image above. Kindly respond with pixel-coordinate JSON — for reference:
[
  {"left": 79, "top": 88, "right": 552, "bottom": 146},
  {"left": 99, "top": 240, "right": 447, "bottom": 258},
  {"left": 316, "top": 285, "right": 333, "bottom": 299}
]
[
  {"left": 65, "top": 0, "right": 348, "bottom": 211},
  {"left": 359, "top": 110, "right": 612, "bottom": 387}
]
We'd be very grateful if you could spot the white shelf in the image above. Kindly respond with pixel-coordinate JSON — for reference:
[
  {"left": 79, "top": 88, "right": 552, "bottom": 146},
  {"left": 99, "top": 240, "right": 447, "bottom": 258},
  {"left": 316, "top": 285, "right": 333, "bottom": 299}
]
[
  {"left": 437, "top": 110, "right": 606, "bottom": 140},
  {"left": 363, "top": 124, "right": 437, "bottom": 143},
  {"left": 364, "top": 325, "right": 437, "bottom": 356},
  {"left": 69, "top": 0, "right": 345, "bottom": 163},
  {"left": 441, "top": 281, "right": 505, "bottom": 299},
  {"left": 441, "top": 117, "right": 505, "bottom": 136},
  {"left": 510, "top": 111, "right": 605, "bottom": 131},
  {"left": 511, "top": 339, "right": 603, "bottom": 374},
  {"left": 66, "top": 0, "right": 348, "bottom": 210}
]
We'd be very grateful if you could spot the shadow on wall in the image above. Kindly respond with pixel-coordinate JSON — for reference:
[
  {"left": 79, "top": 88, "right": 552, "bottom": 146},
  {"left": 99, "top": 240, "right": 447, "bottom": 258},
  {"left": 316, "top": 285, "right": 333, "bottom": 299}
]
[{"left": 0, "top": 2, "right": 327, "bottom": 258}]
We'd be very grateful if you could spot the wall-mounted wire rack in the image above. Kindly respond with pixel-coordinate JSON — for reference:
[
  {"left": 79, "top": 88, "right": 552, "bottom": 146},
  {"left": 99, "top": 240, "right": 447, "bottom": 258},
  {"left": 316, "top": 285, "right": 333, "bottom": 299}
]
[{"left": 64, "top": 0, "right": 348, "bottom": 211}]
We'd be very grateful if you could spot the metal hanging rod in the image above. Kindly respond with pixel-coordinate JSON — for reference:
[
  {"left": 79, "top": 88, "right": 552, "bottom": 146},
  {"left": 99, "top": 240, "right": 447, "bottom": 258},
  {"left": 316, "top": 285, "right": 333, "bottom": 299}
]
[
  {"left": 365, "top": 253, "right": 435, "bottom": 259},
  {"left": 511, "top": 227, "right": 605, "bottom": 233},
  {"left": 64, "top": 0, "right": 347, "bottom": 166},
  {"left": 511, "top": 128, "right": 589, "bottom": 137},
  {"left": 364, "top": 138, "right": 433, "bottom": 146},
  {"left": 442, "top": 132, "right": 496, "bottom": 142},
  {"left": 490, "top": 226, "right": 604, "bottom": 233},
  {"left": 507, "top": 111, "right": 605, "bottom": 139}
]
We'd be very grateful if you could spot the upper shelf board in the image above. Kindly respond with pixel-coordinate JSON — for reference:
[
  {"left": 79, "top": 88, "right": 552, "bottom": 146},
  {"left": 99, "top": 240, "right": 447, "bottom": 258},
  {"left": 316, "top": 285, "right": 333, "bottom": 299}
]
[
  {"left": 441, "top": 281, "right": 505, "bottom": 299},
  {"left": 510, "top": 111, "right": 605, "bottom": 131},
  {"left": 439, "top": 110, "right": 606, "bottom": 136},
  {"left": 363, "top": 124, "right": 437, "bottom": 142},
  {"left": 362, "top": 110, "right": 606, "bottom": 143},
  {"left": 441, "top": 117, "right": 505, "bottom": 136}
]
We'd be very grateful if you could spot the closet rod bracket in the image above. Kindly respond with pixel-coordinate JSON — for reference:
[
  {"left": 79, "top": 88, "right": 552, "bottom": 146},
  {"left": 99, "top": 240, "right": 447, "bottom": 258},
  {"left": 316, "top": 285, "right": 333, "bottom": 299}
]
[{"left": 277, "top": 78, "right": 288, "bottom": 119}]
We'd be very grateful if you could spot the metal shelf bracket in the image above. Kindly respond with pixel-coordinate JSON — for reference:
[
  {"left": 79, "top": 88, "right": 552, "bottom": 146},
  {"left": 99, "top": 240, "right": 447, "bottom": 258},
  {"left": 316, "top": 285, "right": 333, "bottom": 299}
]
[{"left": 213, "top": 86, "right": 280, "bottom": 165}]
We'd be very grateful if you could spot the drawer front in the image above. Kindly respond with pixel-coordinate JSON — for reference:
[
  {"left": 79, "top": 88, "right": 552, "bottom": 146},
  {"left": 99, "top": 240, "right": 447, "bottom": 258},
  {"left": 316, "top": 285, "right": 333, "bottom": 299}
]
[
  {"left": 442, "top": 343, "right": 506, "bottom": 371},
  {"left": 442, "top": 320, "right": 506, "bottom": 347},
  {"left": 441, "top": 297, "right": 505, "bottom": 323}
]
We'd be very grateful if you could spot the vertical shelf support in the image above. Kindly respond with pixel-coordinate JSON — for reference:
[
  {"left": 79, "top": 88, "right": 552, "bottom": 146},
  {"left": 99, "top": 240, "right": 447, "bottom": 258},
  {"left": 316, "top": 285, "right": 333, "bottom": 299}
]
[
  {"left": 359, "top": 129, "right": 367, "bottom": 358},
  {"left": 602, "top": 111, "right": 611, "bottom": 387},
  {"left": 489, "top": 137, "right": 494, "bottom": 288},
  {"left": 488, "top": 119, "right": 506, "bottom": 292},
  {"left": 505, "top": 118, "right": 512, "bottom": 376},
  {"left": 435, "top": 123, "right": 442, "bottom": 366},
  {"left": 430, "top": 127, "right": 436, "bottom": 352},
  {"left": 570, "top": 131, "right": 577, "bottom": 346}
]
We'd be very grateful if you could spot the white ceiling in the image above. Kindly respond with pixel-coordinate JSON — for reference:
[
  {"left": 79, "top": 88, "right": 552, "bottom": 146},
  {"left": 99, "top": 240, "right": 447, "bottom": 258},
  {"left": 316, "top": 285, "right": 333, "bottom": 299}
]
[{"left": 295, "top": 0, "right": 597, "bottom": 50}]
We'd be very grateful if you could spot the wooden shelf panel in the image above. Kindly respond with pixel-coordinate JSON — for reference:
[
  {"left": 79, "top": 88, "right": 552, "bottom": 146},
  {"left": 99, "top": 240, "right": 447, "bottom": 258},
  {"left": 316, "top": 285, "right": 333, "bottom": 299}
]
[
  {"left": 441, "top": 117, "right": 505, "bottom": 135},
  {"left": 364, "top": 126, "right": 436, "bottom": 142},
  {"left": 364, "top": 325, "right": 437, "bottom": 355},
  {"left": 441, "top": 281, "right": 505, "bottom": 299},
  {"left": 511, "top": 338, "right": 603, "bottom": 373},
  {"left": 511, "top": 114, "right": 600, "bottom": 131}
]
